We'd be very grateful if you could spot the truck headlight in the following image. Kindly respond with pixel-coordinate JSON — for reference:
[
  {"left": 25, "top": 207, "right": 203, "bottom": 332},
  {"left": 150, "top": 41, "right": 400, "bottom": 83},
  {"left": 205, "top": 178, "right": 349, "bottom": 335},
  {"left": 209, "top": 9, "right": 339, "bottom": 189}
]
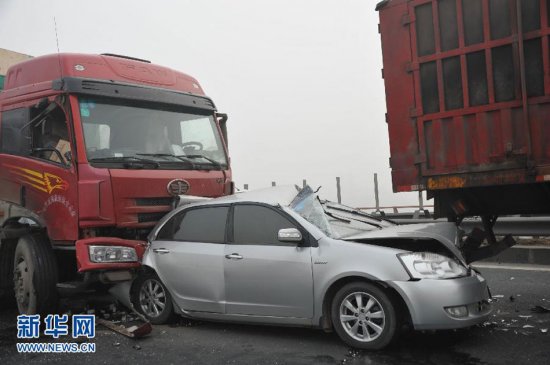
[
  {"left": 398, "top": 252, "right": 468, "bottom": 279},
  {"left": 88, "top": 245, "right": 138, "bottom": 263}
]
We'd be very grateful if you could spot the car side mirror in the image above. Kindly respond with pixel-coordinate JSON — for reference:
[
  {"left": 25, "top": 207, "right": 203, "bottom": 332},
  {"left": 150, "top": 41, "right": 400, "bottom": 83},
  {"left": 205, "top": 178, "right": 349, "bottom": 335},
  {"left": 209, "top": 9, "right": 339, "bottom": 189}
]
[{"left": 278, "top": 228, "right": 303, "bottom": 243}]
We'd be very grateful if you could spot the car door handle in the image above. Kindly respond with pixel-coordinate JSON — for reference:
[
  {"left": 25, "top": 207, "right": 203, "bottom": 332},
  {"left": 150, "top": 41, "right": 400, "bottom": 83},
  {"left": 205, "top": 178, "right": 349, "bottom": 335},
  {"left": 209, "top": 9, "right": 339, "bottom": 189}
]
[
  {"left": 153, "top": 248, "right": 170, "bottom": 254},
  {"left": 225, "top": 253, "right": 243, "bottom": 260}
]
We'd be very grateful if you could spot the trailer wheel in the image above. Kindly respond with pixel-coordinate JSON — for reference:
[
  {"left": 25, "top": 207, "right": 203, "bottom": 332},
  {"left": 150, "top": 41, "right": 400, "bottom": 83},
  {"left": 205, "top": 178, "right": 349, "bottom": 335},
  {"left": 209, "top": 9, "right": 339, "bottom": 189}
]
[{"left": 13, "top": 234, "right": 59, "bottom": 315}]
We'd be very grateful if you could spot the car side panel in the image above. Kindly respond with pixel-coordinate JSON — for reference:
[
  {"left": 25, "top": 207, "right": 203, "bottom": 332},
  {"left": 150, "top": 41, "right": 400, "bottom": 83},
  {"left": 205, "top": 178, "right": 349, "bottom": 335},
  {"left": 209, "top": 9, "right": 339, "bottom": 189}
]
[
  {"left": 224, "top": 245, "right": 313, "bottom": 318},
  {"left": 146, "top": 240, "right": 225, "bottom": 313}
]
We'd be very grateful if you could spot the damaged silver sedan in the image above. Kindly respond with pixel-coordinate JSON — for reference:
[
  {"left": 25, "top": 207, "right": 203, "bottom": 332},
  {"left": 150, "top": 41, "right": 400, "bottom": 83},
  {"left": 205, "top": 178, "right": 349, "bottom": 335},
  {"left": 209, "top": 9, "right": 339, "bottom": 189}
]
[{"left": 130, "top": 186, "right": 491, "bottom": 350}]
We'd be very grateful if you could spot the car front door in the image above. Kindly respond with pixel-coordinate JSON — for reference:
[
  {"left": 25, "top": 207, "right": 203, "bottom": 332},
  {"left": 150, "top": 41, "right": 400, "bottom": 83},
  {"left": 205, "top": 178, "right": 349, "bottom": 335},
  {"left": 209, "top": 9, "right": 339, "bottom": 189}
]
[
  {"left": 150, "top": 205, "right": 229, "bottom": 313},
  {"left": 224, "top": 204, "right": 314, "bottom": 319}
]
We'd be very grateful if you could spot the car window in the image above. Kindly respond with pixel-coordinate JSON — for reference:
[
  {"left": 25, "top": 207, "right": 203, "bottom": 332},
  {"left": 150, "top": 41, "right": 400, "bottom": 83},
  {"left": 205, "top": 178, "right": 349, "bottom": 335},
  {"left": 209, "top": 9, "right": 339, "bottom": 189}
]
[
  {"left": 158, "top": 206, "right": 228, "bottom": 243},
  {"left": 233, "top": 205, "right": 298, "bottom": 245}
]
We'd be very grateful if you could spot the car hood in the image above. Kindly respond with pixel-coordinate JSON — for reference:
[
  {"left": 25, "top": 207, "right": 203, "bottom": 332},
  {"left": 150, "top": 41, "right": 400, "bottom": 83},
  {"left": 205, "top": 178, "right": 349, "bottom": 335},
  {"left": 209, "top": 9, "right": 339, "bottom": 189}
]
[{"left": 342, "top": 222, "right": 466, "bottom": 264}]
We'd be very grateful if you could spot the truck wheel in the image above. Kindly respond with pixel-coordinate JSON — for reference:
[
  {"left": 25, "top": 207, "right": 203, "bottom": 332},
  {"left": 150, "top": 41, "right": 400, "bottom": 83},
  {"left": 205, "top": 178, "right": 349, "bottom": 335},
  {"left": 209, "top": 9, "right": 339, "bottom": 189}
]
[
  {"left": 13, "top": 234, "right": 59, "bottom": 315},
  {"left": 132, "top": 271, "right": 174, "bottom": 324},
  {"left": 331, "top": 282, "right": 399, "bottom": 350},
  {"left": 0, "top": 239, "right": 17, "bottom": 309}
]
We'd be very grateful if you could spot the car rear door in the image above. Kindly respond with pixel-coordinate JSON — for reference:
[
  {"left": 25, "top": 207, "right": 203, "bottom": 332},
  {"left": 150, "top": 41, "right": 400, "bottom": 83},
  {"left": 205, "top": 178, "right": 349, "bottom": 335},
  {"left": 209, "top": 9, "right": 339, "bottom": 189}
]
[
  {"left": 150, "top": 205, "right": 229, "bottom": 313},
  {"left": 224, "top": 204, "right": 314, "bottom": 319}
]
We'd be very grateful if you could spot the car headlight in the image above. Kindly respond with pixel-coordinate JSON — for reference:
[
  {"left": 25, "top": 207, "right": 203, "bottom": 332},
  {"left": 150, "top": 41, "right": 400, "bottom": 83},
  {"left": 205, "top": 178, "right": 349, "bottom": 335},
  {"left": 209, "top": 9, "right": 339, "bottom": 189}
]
[
  {"left": 398, "top": 252, "right": 468, "bottom": 279},
  {"left": 88, "top": 245, "right": 138, "bottom": 263}
]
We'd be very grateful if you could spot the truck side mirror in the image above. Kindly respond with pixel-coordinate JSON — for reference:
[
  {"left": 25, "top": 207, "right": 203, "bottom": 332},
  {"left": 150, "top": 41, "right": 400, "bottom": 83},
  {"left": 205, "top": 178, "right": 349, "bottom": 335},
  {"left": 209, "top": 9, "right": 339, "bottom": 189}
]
[
  {"left": 33, "top": 98, "right": 50, "bottom": 113},
  {"left": 216, "top": 113, "right": 228, "bottom": 148},
  {"left": 64, "top": 151, "right": 73, "bottom": 164}
]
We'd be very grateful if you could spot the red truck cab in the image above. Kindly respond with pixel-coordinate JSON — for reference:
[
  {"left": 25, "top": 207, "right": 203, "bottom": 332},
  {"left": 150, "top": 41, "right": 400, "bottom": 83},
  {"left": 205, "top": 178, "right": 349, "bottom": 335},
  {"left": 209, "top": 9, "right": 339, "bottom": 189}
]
[{"left": 0, "top": 53, "right": 232, "bottom": 314}]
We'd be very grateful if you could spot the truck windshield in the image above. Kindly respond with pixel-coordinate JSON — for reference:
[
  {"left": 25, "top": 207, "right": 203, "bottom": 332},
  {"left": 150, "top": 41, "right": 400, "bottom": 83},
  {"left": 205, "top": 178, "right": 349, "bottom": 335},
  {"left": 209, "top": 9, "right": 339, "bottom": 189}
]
[{"left": 78, "top": 98, "right": 227, "bottom": 168}]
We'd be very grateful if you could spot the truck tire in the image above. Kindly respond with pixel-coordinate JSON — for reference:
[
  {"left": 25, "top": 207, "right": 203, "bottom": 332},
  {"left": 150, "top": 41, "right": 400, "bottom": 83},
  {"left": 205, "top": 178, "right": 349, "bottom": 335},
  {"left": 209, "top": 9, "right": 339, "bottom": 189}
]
[
  {"left": 331, "top": 282, "right": 399, "bottom": 350},
  {"left": 0, "top": 239, "right": 17, "bottom": 309},
  {"left": 13, "top": 233, "right": 59, "bottom": 315}
]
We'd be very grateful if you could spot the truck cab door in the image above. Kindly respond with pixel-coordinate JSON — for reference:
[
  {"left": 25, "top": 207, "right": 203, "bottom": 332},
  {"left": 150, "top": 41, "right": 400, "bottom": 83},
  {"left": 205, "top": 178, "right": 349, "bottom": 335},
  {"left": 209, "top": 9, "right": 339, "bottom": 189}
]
[{"left": 0, "top": 101, "right": 79, "bottom": 241}]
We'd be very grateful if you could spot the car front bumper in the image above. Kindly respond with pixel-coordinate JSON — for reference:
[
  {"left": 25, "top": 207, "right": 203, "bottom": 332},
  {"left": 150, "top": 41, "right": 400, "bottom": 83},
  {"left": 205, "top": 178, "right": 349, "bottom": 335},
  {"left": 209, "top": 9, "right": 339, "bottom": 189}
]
[{"left": 388, "top": 270, "right": 491, "bottom": 330}]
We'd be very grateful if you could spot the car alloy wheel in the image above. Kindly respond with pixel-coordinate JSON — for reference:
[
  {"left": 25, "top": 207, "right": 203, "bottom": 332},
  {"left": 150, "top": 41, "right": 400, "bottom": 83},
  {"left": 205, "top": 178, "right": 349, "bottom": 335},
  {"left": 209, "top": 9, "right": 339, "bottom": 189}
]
[
  {"left": 139, "top": 278, "right": 167, "bottom": 318},
  {"left": 339, "top": 291, "right": 386, "bottom": 342}
]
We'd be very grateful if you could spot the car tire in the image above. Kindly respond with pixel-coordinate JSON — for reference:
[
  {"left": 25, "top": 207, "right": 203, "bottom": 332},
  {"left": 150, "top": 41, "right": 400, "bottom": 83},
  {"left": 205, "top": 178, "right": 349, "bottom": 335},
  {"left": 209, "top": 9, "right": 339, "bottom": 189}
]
[
  {"left": 331, "top": 282, "right": 399, "bottom": 350},
  {"left": 132, "top": 271, "right": 174, "bottom": 324},
  {"left": 13, "top": 233, "right": 59, "bottom": 315}
]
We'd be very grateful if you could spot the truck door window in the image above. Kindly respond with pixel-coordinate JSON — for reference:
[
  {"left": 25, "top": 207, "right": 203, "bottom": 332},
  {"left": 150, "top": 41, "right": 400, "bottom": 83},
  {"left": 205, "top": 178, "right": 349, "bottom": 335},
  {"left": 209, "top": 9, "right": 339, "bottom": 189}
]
[
  {"left": 31, "top": 105, "right": 71, "bottom": 165},
  {"left": 0, "top": 108, "right": 31, "bottom": 155}
]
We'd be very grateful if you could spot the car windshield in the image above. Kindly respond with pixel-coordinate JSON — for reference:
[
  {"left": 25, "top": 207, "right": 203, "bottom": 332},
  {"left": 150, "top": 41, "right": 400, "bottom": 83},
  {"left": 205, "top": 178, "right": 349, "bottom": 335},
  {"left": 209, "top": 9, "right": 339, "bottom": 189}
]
[
  {"left": 290, "top": 186, "right": 393, "bottom": 239},
  {"left": 78, "top": 97, "right": 227, "bottom": 168},
  {"left": 290, "top": 186, "right": 335, "bottom": 237}
]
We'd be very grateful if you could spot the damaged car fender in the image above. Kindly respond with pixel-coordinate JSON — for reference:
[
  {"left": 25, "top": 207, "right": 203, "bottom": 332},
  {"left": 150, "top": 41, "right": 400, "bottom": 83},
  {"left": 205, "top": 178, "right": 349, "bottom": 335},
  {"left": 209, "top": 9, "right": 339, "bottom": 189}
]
[{"left": 308, "top": 236, "right": 412, "bottom": 325}]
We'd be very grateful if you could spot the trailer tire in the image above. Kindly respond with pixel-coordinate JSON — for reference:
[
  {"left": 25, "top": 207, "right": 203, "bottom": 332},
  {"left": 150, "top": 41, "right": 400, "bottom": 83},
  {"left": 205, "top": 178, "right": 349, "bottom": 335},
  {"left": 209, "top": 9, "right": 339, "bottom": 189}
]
[{"left": 13, "top": 234, "right": 59, "bottom": 315}]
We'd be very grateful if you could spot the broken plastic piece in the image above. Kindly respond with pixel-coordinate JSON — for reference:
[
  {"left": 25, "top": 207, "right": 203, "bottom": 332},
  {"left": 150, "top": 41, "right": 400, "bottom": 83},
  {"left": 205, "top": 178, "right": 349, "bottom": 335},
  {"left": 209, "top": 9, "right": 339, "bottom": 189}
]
[{"left": 97, "top": 318, "right": 152, "bottom": 339}]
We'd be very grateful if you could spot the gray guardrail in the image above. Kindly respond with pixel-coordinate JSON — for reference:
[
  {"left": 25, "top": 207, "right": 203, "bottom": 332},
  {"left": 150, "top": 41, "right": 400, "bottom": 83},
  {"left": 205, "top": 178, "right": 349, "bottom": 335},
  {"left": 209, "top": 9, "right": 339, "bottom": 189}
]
[{"left": 369, "top": 214, "right": 550, "bottom": 236}]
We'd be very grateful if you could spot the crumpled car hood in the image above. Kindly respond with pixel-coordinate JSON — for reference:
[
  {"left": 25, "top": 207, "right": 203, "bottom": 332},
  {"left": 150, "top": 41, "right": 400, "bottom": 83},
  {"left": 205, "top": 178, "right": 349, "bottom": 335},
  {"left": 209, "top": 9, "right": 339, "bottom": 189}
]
[{"left": 342, "top": 222, "right": 466, "bottom": 264}]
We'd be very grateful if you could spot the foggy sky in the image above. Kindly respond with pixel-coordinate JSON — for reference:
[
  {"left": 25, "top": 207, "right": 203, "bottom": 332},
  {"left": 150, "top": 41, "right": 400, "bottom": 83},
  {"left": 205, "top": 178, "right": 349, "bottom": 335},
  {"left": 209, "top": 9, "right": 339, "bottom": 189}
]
[{"left": 0, "top": 0, "right": 424, "bottom": 210}]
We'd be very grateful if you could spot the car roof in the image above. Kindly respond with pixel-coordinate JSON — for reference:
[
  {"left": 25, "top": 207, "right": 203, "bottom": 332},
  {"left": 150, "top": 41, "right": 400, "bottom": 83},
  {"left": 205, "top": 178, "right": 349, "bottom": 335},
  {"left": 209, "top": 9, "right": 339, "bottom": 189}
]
[{"left": 194, "top": 185, "right": 300, "bottom": 207}]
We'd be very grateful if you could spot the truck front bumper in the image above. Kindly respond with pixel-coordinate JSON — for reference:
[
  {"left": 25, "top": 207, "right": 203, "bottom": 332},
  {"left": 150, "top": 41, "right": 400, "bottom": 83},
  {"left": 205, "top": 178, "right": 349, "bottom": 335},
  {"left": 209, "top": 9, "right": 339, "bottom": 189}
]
[{"left": 388, "top": 271, "right": 491, "bottom": 330}]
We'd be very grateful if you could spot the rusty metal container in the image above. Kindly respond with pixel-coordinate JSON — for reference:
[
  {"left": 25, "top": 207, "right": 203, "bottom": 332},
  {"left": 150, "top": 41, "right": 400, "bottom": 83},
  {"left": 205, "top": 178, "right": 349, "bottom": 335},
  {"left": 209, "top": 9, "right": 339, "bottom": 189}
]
[{"left": 377, "top": 0, "right": 550, "bottom": 218}]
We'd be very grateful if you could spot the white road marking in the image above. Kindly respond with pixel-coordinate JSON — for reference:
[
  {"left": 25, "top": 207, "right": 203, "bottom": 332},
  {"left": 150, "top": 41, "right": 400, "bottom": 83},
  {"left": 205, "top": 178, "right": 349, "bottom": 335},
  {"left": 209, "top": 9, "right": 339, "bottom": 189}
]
[{"left": 473, "top": 263, "right": 550, "bottom": 272}]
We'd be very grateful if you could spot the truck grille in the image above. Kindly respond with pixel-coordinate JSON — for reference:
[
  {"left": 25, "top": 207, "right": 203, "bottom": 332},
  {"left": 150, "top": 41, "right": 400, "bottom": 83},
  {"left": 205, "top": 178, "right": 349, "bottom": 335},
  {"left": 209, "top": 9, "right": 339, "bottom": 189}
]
[
  {"left": 135, "top": 197, "right": 173, "bottom": 206},
  {"left": 137, "top": 212, "right": 167, "bottom": 223}
]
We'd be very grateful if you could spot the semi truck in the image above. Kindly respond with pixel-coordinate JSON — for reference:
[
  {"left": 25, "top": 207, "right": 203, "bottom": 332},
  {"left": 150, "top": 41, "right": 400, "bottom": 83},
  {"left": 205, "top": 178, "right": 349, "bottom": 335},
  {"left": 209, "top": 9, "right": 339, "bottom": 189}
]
[
  {"left": 377, "top": 0, "right": 550, "bottom": 238},
  {"left": 0, "top": 53, "right": 232, "bottom": 314}
]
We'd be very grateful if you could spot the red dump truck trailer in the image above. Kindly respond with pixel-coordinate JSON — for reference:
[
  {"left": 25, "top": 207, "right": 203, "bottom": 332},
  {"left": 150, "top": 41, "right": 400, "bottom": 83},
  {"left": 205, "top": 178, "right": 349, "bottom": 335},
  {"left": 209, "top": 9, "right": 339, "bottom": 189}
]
[
  {"left": 377, "top": 0, "right": 550, "bottom": 222},
  {"left": 0, "top": 53, "right": 232, "bottom": 314}
]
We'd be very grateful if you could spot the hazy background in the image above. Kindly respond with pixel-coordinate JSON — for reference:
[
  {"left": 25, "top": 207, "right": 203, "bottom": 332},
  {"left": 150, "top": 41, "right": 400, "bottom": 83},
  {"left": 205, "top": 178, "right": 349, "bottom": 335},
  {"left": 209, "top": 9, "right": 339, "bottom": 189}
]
[{"left": 0, "top": 0, "right": 425, "bottom": 209}]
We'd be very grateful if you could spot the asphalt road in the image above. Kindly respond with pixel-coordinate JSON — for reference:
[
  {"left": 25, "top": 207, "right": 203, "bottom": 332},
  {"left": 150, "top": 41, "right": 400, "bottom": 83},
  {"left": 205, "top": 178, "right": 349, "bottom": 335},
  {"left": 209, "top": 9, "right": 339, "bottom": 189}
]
[{"left": 1, "top": 267, "right": 549, "bottom": 365}]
